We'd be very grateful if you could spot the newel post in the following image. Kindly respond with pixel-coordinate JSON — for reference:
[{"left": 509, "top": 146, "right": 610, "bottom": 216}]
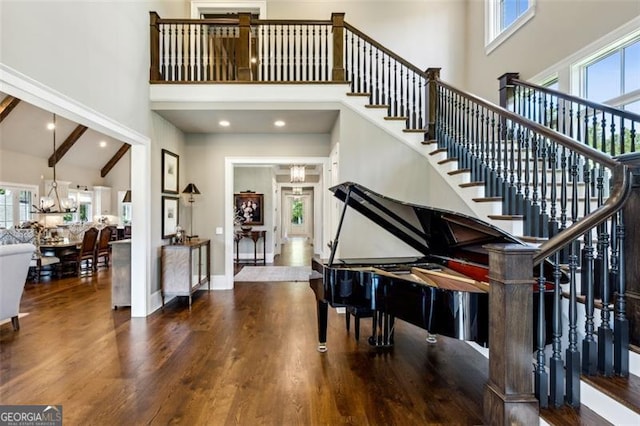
[
  {"left": 149, "top": 12, "right": 162, "bottom": 81},
  {"left": 237, "top": 13, "right": 252, "bottom": 81},
  {"left": 331, "top": 13, "right": 346, "bottom": 82},
  {"left": 498, "top": 72, "right": 519, "bottom": 109},
  {"left": 425, "top": 67, "right": 440, "bottom": 141},
  {"left": 484, "top": 244, "right": 539, "bottom": 425}
]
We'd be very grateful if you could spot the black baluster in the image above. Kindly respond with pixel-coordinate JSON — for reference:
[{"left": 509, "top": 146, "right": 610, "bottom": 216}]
[
  {"left": 614, "top": 211, "right": 629, "bottom": 376},
  {"left": 539, "top": 139, "right": 548, "bottom": 238},
  {"left": 550, "top": 251, "right": 564, "bottom": 407},
  {"left": 411, "top": 72, "right": 417, "bottom": 129},
  {"left": 529, "top": 136, "right": 541, "bottom": 237},
  {"left": 565, "top": 238, "right": 581, "bottom": 406},
  {"left": 534, "top": 263, "right": 548, "bottom": 408},
  {"left": 392, "top": 60, "right": 398, "bottom": 117},
  {"left": 374, "top": 49, "right": 379, "bottom": 105},
  {"left": 515, "top": 128, "right": 524, "bottom": 215},
  {"left": 548, "top": 141, "right": 558, "bottom": 238},
  {"left": 582, "top": 159, "right": 597, "bottom": 375}
]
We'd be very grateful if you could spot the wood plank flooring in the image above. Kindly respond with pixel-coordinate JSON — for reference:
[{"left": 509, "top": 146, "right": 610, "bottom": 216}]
[{"left": 0, "top": 237, "right": 491, "bottom": 425}]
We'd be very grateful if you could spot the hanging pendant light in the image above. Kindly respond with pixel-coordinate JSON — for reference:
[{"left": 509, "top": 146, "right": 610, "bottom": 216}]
[
  {"left": 34, "top": 113, "right": 77, "bottom": 214},
  {"left": 290, "top": 165, "right": 305, "bottom": 183}
]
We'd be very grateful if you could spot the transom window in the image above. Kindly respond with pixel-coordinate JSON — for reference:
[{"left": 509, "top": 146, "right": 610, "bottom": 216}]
[{"left": 485, "top": 0, "right": 536, "bottom": 53}]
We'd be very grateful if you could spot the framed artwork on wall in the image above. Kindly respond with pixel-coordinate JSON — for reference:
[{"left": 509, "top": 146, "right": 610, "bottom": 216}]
[
  {"left": 162, "top": 196, "right": 179, "bottom": 238},
  {"left": 234, "top": 192, "right": 264, "bottom": 226},
  {"left": 161, "top": 149, "right": 179, "bottom": 194}
]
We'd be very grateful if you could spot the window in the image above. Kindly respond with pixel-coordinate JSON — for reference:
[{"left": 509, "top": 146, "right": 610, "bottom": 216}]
[
  {"left": 118, "top": 190, "right": 132, "bottom": 225},
  {"left": 291, "top": 198, "right": 303, "bottom": 225},
  {"left": 583, "top": 38, "right": 640, "bottom": 106},
  {"left": 485, "top": 0, "right": 535, "bottom": 53},
  {"left": 66, "top": 189, "right": 93, "bottom": 223},
  {"left": 0, "top": 184, "right": 38, "bottom": 228}
]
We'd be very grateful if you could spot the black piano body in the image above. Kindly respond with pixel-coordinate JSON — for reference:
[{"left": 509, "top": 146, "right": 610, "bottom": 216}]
[{"left": 310, "top": 182, "right": 562, "bottom": 352}]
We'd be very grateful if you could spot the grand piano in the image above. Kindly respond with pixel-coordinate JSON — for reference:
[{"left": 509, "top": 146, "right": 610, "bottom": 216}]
[{"left": 310, "top": 182, "right": 561, "bottom": 352}]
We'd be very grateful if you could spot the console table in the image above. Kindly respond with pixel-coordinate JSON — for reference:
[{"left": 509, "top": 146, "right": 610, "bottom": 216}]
[
  {"left": 161, "top": 239, "right": 210, "bottom": 309},
  {"left": 234, "top": 230, "right": 266, "bottom": 265}
]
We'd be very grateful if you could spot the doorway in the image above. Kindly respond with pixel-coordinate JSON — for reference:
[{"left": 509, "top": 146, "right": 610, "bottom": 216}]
[{"left": 282, "top": 189, "right": 313, "bottom": 240}]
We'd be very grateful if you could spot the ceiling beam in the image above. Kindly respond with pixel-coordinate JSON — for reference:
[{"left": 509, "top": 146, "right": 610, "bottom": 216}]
[
  {"left": 101, "top": 143, "right": 131, "bottom": 177},
  {"left": 0, "top": 96, "right": 21, "bottom": 123},
  {"left": 48, "top": 125, "right": 88, "bottom": 167}
]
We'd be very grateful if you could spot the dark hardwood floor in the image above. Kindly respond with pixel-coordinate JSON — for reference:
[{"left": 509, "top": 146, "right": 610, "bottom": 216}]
[{"left": 1, "top": 237, "right": 491, "bottom": 425}]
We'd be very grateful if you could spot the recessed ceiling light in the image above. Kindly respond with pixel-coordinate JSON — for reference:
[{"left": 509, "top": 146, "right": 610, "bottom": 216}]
[
  {"left": 274, "top": 120, "right": 285, "bottom": 127},
  {"left": 219, "top": 120, "right": 230, "bottom": 127},
  {"left": 47, "top": 122, "right": 55, "bottom": 130},
  {"left": 99, "top": 141, "right": 107, "bottom": 148}
]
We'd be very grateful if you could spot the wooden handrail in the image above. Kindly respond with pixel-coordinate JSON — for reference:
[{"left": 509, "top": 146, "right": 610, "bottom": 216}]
[
  {"left": 252, "top": 19, "right": 331, "bottom": 26},
  {"left": 511, "top": 77, "right": 640, "bottom": 122},
  {"left": 344, "top": 22, "right": 427, "bottom": 76},
  {"left": 437, "top": 80, "right": 619, "bottom": 169}
]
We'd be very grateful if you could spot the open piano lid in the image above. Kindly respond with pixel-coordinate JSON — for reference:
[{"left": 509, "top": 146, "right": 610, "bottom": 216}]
[{"left": 330, "top": 182, "right": 523, "bottom": 260}]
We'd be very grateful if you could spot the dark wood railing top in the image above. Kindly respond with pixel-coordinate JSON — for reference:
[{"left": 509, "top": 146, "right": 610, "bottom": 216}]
[
  {"left": 438, "top": 80, "right": 619, "bottom": 169},
  {"left": 511, "top": 77, "right": 640, "bottom": 122},
  {"left": 344, "top": 22, "right": 426, "bottom": 76}
]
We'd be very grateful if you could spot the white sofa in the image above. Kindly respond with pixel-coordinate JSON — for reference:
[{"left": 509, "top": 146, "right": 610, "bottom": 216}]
[{"left": 0, "top": 243, "right": 35, "bottom": 330}]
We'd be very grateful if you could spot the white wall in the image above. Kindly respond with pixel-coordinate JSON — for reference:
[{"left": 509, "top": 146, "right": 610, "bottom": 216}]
[
  {"left": 0, "top": 0, "right": 189, "bottom": 137},
  {"left": 465, "top": 0, "right": 640, "bottom": 102},
  {"left": 335, "top": 105, "right": 473, "bottom": 258},
  {"left": 234, "top": 167, "right": 273, "bottom": 257},
  {"left": 185, "top": 132, "right": 330, "bottom": 275}
]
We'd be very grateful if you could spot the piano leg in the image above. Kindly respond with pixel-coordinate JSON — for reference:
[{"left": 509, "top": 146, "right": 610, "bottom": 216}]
[{"left": 316, "top": 300, "right": 328, "bottom": 352}]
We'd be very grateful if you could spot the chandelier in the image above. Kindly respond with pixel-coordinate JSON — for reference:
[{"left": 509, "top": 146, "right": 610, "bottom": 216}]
[
  {"left": 34, "top": 113, "right": 77, "bottom": 214},
  {"left": 290, "top": 165, "right": 305, "bottom": 183}
]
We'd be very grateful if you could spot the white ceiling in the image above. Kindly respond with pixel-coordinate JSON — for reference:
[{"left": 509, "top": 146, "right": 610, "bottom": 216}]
[{"left": 1, "top": 93, "right": 339, "bottom": 173}]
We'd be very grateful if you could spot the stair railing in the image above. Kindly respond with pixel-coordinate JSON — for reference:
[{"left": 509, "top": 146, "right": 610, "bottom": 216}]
[{"left": 432, "top": 74, "right": 633, "bottom": 417}]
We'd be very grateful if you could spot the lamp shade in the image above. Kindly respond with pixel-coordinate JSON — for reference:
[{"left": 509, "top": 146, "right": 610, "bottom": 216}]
[
  {"left": 182, "top": 183, "right": 201, "bottom": 195},
  {"left": 122, "top": 190, "right": 132, "bottom": 203}
]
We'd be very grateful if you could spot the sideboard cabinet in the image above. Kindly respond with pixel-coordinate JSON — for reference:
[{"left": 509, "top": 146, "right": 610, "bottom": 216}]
[{"left": 161, "top": 239, "right": 210, "bottom": 309}]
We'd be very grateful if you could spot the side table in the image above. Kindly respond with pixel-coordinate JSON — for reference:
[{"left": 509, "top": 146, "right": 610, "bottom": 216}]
[{"left": 234, "top": 230, "right": 266, "bottom": 265}]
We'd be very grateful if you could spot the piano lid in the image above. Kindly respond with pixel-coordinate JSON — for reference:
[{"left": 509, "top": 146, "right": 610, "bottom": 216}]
[{"left": 330, "top": 182, "right": 522, "bottom": 260}]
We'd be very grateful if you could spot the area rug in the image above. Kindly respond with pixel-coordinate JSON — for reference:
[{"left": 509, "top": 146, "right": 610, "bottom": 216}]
[{"left": 234, "top": 266, "right": 312, "bottom": 282}]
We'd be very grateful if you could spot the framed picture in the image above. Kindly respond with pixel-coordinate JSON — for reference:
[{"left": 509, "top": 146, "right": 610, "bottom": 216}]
[
  {"left": 161, "top": 149, "right": 179, "bottom": 194},
  {"left": 234, "top": 192, "right": 264, "bottom": 226},
  {"left": 162, "top": 196, "right": 179, "bottom": 238}
]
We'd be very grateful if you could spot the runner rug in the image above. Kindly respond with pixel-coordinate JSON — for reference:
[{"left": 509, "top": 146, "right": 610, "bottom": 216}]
[{"left": 234, "top": 266, "right": 312, "bottom": 282}]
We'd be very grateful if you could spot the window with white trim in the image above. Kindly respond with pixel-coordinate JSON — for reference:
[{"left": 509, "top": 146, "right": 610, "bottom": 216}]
[
  {"left": 0, "top": 184, "right": 38, "bottom": 229},
  {"left": 582, "top": 37, "right": 640, "bottom": 108},
  {"left": 485, "top": 0, "right": 536, "bottom": 53}
]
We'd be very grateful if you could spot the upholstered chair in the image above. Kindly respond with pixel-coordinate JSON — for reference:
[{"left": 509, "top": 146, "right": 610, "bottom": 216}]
[{"left": 0, "top": 243, "right": 35, "bottom": 330}]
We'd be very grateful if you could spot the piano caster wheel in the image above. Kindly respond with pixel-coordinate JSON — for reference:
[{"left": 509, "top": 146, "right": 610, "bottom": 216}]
[
  {"left": 317, "top": 343, "right": 327, "bottom": 353},
  {"left": 426, "top": 333, "right": 437, "bottom": 344}
]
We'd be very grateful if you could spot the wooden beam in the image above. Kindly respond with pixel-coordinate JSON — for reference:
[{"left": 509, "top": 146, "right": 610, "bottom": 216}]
[
  {"left": 0, "top": 96, "right": 21, "bottom": 123},
  {"left": 48, "top": 125, "right": 88, "bottom": 167},
  {"left": 101, "top": 143, "right": 131, "bottom": 177}
]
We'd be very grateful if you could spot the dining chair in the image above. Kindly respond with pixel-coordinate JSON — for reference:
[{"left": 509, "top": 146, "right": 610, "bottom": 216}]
[
  {"left": 62, "top": 227, "right": 99, "bottom": 276},
  {"left": 95, "top": 226, "right": 113, "bottom": 268}
]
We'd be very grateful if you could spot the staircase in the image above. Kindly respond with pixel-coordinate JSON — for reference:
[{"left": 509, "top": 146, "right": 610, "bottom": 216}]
[{"left": 148, "top": 11, "right": 640, "bottom": 424}]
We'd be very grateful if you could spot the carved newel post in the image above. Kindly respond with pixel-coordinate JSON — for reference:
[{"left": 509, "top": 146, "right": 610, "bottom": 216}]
[{"left": 484, "top": 244, "right": 539, "bottom": 425}]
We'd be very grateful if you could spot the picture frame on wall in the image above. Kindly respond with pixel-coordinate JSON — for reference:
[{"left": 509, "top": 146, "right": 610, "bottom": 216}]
[
  {"left": 162, "top": 196, "right": 179, "bottom": 239},
  {"left": 234, "top": 193, "right": 264, "bottom": 226},
  {"left": 161, "top": 149, "right": 179, "bottom": 194}
]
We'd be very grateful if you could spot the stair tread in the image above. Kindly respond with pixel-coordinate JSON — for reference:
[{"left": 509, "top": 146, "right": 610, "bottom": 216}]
[
  {"left": 365, "top": 104, "right": 389, "bottom": 109},
  {"left": 459, "top": 181, "right": 485, "bottom": 188},
  {"left": 540, "top": 403, "right": 613, "bottom": 426},
  {"left": 472, "top": 197, "right": 502, "bottom": 202},
  {"left": 487, "top": 214, "right": 524, "bottom": 220},
  {"left": 448, "top": 168, "right": 471, "bottom": 176},
  {"left": 421, "top": 139, "right": 438, "bottom": 145},
  {"left": 438, "top": 158, "right": 458, "bottom": 165},
  {"left": 429, "top": 148, "right": 448, "bottom": 156},
  {"left": 347, "top": 92, "right": 370, "bottom": 97},
  {"left": 403, "top": 128, "right": 425, "bottom": 133},
  {"left": 384, "top": 116, "right": 407, "bottom": 121},
  {"left": 582, "top": 373, "right": 640, "bottom": 415}
]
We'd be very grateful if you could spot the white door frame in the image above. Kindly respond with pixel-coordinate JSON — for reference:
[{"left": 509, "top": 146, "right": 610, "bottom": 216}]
[{"left": 224, "top": 156, "right": 329, "bottom": 288}]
